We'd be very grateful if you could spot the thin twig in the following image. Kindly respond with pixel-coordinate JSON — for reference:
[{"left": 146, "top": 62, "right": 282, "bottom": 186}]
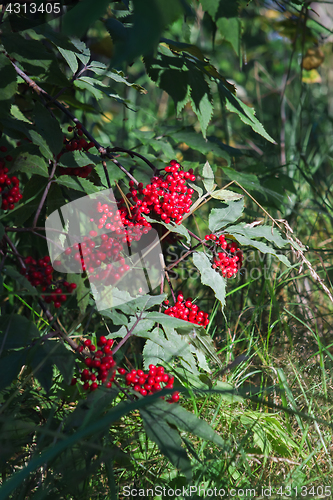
[
  {"left": 112, "top": 311, "right": 144, "bottom": 355},
  {"left": 32, "top": 162, "right": 58, "bottom": 227},
  {"left": 10, "top": 61, "right": 144, "bottom": 185}
]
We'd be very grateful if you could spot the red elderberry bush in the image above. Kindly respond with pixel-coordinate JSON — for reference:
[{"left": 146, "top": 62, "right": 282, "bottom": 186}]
[
  {"left": 205, "top": 233, "right": 243, "bottom": 278},
  {"left": 164, "top": 293, "right": 209, "bottom": 328},
  {"left": 0, "top": 153, "right": 23, "bottom": 210},
  {"left": 21, "top": 255, "right": 77, "bottom": 308}
]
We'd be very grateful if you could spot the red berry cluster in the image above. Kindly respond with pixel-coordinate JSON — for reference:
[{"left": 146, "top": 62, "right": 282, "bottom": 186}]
[
  {"left": 164, "top": 293, "right": 210, "bottom": 328},
  {"left": 205, "top": 233, "right": 243, "bottom": 278},
  {"left": 72, "top": 346, "right": 181, "bottom": 402},
  {"left": 57, "top": 231, "right": 133, "bottom": 284},
  {"left": 124, "top": 160, "right": 195, "bottom": 225},
  {"left": 21, "top": 256, "right": 77, "bottom": 308},
  {"left": 56, "top": 195, "right": 153, "bottom": 283},
  {"left": 0, "top": 147, "right": 22, "bottom": 210},
  {"left": 74, "top": 336, "right": 116, "bottom": 391},
  {"left": 58, "top": 164, "right": 93, "bottom": 178},
  {"left": 120, "top": 364, "right": 180, "bottom": 402}
]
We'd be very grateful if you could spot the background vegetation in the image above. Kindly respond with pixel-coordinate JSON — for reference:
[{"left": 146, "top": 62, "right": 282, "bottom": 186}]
[{"left": 0, "top": 0, "right": 332, "bottom": 498}]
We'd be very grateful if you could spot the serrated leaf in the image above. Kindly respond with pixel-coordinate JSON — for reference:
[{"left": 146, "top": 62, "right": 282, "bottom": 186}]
[
  {"left": 28, "top": 130, "right": 53, "bottom": 160},
  {"left": 67, "top": 274, "right": 90, "bottom": 314},
  {"left": 228, "top": 223, "right": 288, "bottom": 248},
  {"left": 10, "top": 105, "right": 32, "bottom": 123},
  {"left": 58, "top": 150, "right": 99, "bottom": 169},
  {"left": 142, "top": 327, "right": 198, "bottom": 374},
  {"left": 100, "top": 309, "right": 128, "bottom": 326},
  {"left": 219, "top": 83, "right": 276, "bottom": 143},
  {"left": 188, "top": 69, "right": 213, "bottom": 137},
  {"left": 188, "top": 181, "right": 203, "bottom": 197},
  {"left": 74, "top": 79, "right": 103, "bottom": 100},
  {"left": 202, "top": 160, "right": 215, "bottom": 192},
  {"left": 56, "top": 175, "right": 101, "bottom": 194},
  {"left": 144, "top": 215, "right": 191, "bottom": 245},
  {"left": 12, "top": 150, "right": 49, "bottom": 178},
  {"left": 211, "top": 189, "right": 243, "bottom": 201},
  {"left": 0, "top": 314, "right": 40, "bottom": 349},
  {"left": 208, "top": 199, "right": 244, "bottom": 232},
  {"left": 193, "top": 252, "right": 227, "bottom": 308},
  {"left": 225, "top": 224, "right": 291, "bottom": 266},
  {"left": 145, "top": 312, "right": 197, "bottom": 333},
  {"left": 58, "top": 47, "right": 78, "bottom": 74},
  {"left": 216, "top": 17, "right": 240, "bottom": 56}
]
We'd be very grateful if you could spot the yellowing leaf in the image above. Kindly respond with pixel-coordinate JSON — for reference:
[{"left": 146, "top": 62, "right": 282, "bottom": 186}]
[
  {"left": 302, "top": 47, "right": 324, "bottom": 70},
  {"left": 302, "top": 69, "right": 322, "bottom": 84}
]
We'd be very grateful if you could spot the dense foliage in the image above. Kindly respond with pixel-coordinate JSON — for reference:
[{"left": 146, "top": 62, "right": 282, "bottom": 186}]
[{"left": 0, "top": 0, "right": 333, "bottom": 498}]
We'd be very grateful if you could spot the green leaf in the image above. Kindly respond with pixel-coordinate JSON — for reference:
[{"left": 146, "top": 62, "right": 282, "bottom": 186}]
[
  {"left": 147, "top": 399, "right": 225, "bottom": 447},
  {"left": 193, "top": 252, "right": 227, "bottom": 308},
  {"left": 188, "top": 181, "right": 203, "bottom": 198},
  {"left": 67, "top": 274, "right": 90, "bottom": 314},
  {"left": 0, "top": 53, "right": 18, "bottom": 117},
  {"left": 208, "top": 199, "right": 244, "bottom": 232},
  {"left": 145, "top": 312, "right": 198, "bottom": 334},
  {"left": 211, "top": 189, "right": 243, "bottom": 201},
  {"left": 1, "top": 33, "right": 55, "bottom": 75},
  {"left": 11, "top": 147, "right": 49, "bottom": 178},
  {"left": 216, "top": 17, "right": 240, "bottom": 56},
  {"left": 43, "top": 340, "right": 75, "bottom": 385},
  {"left": 219, "top": 83, "right": 276, "bottom": 143},
  {"left": 28, "top": 130, "right": 53, "bottom": 160},
  {"left": 111, "top": 0, "right": 183, "bottom": 66},
  {"left": 62, "top": 0, "right": 112, "bottom": 38},
  {"left": 221, "top": 166, "right": 260, "bottom": 191},
  {"left": 100, "top": 309, "right": 128, "bottom": 326},
  {"left": 56, "top": 175, "right": 101, "bottom": 194},
  {"left": 10, "top": 104, "right": 32, "bottom": 123},
  {"left": 74, "top": 79, "right": 104, "bottom": 100},
  {"left": 226, "top": 223, "right": 288, "bottom": 248},
  {"left": 58, "top": 150, "right": 99, "bottom": 169},
  {"left": 2, "top": 265, "right": 39, "bottom": 295},
  {"left": 202, "top": 160, "right": 215, "bottom": 192},
  {"left": 170, "top": 128, "right": 230, "bottom": 164},
  {"left": 144, "top": 215, "right": 191, "bottom": 245},
  {"left": 200, "top": 0, "right": 240, "bottom": 19},
  {"left": 188, "top": 69, "right": 213, "bottom": 137},
  {"left": 57, "top": 47, "right": 78, "bottom": 74},
  {"left": 0, "top": 350, "right": 27, "bottom": 390},
  {"left": 0, "top": 315, "right": 40, "bottom": 349},
  {"left": 225, "top": 224, "right": 291, "bottom": 266},
  {"left": 140, "top": 405, "right": 192, "bottom": 481}
]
